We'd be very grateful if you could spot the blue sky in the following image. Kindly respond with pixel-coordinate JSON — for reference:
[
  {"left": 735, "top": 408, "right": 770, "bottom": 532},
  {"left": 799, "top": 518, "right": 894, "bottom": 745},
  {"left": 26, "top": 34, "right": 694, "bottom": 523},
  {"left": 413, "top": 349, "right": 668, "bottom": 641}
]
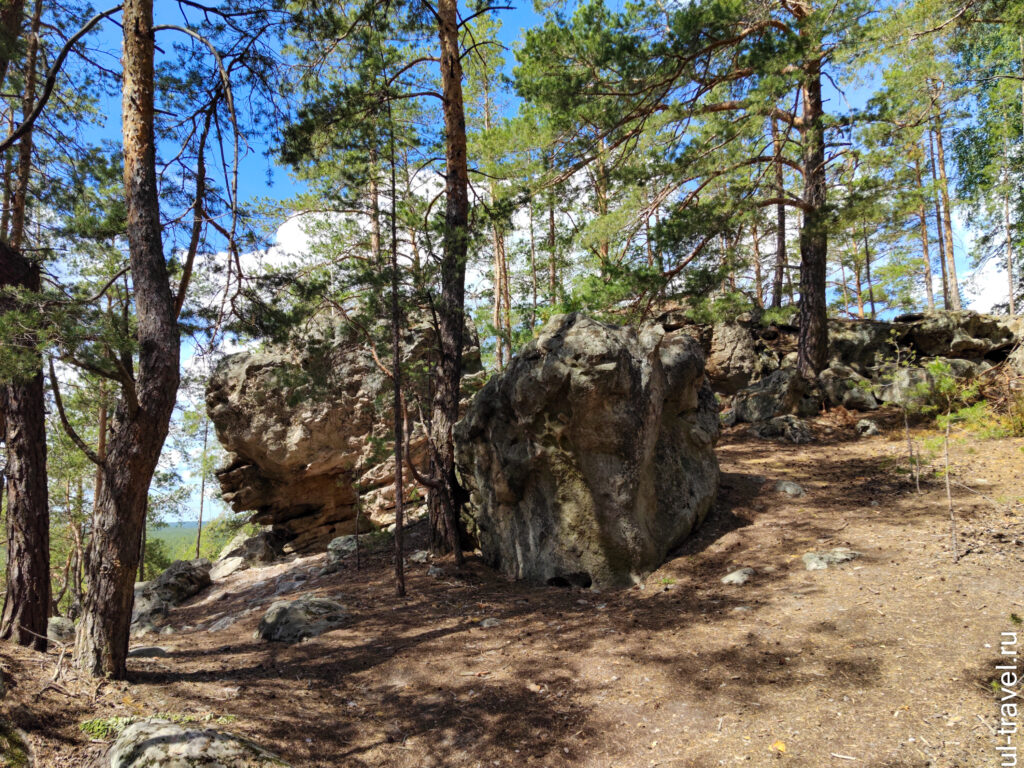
[{"left": 63, "top": 1, "right": 1005, "bottom": 522}]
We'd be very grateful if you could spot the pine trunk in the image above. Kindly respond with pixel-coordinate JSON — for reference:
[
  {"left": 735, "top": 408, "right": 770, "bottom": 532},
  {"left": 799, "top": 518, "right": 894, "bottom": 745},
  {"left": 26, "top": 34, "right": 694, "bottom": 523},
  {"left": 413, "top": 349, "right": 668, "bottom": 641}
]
[
  {"left": 428, "top": 0, "right": 468, "bottom": 564},
  {"left": 74, "top": 0, "right": 180, "bottom": 679},
  {"left": 795, "top": 57, "right": 829, "bottom": 378},
  {"left": 933, "top": 124, "right": 961, "bottom": 310},
  {"left": 912, "top": 156, "right": 936, "bottom": 311},
  {"left": 0, "top": 245, "right": 49, "bottom": 652},
  {"left": 771, "top": 118, "right": 786, "bottom": 309}
]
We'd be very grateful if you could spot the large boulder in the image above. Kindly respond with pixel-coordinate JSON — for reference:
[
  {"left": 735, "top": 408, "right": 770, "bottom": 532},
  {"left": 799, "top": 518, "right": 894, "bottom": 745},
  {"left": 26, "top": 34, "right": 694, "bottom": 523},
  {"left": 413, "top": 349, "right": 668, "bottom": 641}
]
[
  {"left": 455, "top": 314, "right": 719, "bottom": 589},
  {"left": 211, "top": 529, "right": 283, "bottom": 580},
  {"left": 131, "top": 559, "right": 211, "bottom": 633},
  {"left": 256, "top": 596, "right": 349, "bottom": 643},
  {"left": 705, "top": 322, "right": 759, "bottom": 394},
  {"left": 106, "top": 719, "right": 290, "bottom": 767},
  {"left": 207, "top": 322, "right": 482, "bottom": 553}
]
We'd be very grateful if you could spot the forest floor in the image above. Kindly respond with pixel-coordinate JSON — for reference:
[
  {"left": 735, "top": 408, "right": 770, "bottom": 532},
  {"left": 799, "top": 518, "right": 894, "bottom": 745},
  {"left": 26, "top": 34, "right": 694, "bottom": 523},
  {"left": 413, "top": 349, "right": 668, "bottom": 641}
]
[{"left": 3, "top": 407, "right": 1024, "bottom": 768}]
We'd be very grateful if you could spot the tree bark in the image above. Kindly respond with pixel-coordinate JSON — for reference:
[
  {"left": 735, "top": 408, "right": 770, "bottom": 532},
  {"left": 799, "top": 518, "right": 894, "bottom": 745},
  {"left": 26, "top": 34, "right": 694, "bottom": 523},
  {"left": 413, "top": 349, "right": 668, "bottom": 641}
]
[
  {"left": 795, "top": 55, "right": 829, "bottom": 378},
  {"left": 926, "top": 131, "right": 950, "bottom": 308},
  {"left": 74, "top": 0, "right": 180, "bottom": 679},
  {"left": 862, "top": 226, "right": 876, "bottom": 320},
  {"left": 0, "top": 242, "right": 49, "bottom": 652},
  {"left": 1005, "top": 191, "right": 1015, "bottom": 316},
  {"left": 771, "top": 118, "right": 786, "bottom": 309},
  {"left": 427, "top": 0, "right": 468, "bottom": 564},
  {"left": 932, "top": 123, "right": 961, "bottom": 310},
  {"left": 7, "top": 0, "right": 39, "bottom": 252},
  {"left": 0, "top": 0, "right": 25, "bottom": 91},
  {"left": 912, "top": 154, "right": 936, "bottom": 311}
]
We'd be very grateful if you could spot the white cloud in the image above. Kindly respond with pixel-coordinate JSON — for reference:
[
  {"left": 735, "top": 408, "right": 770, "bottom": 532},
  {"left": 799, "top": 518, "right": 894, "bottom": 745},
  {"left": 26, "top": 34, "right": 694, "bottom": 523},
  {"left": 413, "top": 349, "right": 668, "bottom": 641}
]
[{"left": 963, "top": 258, "right": 1013, "bottom": 314}]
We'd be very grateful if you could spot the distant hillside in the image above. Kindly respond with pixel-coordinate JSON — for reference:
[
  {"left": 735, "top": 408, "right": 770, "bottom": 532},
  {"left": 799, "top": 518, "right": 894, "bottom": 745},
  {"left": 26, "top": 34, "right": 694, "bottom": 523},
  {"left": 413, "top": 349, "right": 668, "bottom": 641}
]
[{"left": 149, "top": 521, "right": 201, "bottom": 552}]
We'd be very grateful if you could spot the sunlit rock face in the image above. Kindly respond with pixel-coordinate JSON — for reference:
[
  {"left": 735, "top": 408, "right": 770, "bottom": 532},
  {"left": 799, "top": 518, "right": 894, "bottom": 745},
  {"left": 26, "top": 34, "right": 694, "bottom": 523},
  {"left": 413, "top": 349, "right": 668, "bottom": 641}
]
[
  {"left": 455, "top": 313, "right": 720, "bottom": 589},
  {"left": 207, "top": 322, "right": 482, "bottom": 554}
]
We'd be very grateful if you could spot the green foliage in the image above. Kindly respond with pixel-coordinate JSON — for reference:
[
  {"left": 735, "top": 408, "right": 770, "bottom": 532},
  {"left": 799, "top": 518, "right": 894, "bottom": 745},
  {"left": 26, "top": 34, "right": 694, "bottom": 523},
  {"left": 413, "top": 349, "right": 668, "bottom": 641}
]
[{"left": 759, "top": 305, "right": 799, "bottom": 327}]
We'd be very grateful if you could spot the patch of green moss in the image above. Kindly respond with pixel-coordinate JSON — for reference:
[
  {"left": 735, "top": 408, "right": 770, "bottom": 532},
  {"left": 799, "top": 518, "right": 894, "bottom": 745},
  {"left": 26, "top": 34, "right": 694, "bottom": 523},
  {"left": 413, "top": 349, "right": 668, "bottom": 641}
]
[
  {"left": 80, "top": 712, "right": 238, "bottom": 741},
  {"left": 0, "top": 720, "right": 31, "bottom": 768}
]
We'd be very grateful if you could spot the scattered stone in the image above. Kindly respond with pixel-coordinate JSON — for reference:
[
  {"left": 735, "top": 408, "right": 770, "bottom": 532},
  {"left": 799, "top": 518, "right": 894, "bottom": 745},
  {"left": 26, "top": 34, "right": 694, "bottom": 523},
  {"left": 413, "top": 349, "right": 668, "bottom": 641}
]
[
  {"left": 159, "top": 626, "right": 175, "bottom": 636},
  {"left": 320, "top": 535, "right": 362, "bottom": 574},
  {"left": 856, "top": 419, "right": 880, "bottom": 437},
  {"left": 774, "top": 480, "right": 805, "bottom": 497},
  {"left": 273, "top": 576, "right": 307, "bottom": 596},
  {"left": 256, "top": 596, "right": 348, "bottom": 643},
  {"left": 427, "top": 565, "right": 444, "bottom": 579},
  {"left": 480, "top": 618, "right": 502, "bottom": 628},
  {"left": 47, "top": 616, "right": 75, "bottom": 645},
  {"left": 408, "top": 550, "right": 430, "bottom": 564},
  {"left": 105, "top": 718, "right": 290, "bottom": 767},
  {"left": 842, "top": 386, "right": 879, "bottom": 411},
  {"left": 721, "top": 567, "right": 755, "bottom": 586},
  {"left": 455, "top": 313, "right": 719, "bottom": 588},
  {"left": 802, "top": 549, "right": 862, "bottom": 571},
  {"left": 750, "top": 415, "right": 812, "bottom": 444},
  {"left": 127, "top": 646, "right": 169, "bottom": 658},
  {"left": 208, "top": 615, "right": 239, "bottom": 633}
]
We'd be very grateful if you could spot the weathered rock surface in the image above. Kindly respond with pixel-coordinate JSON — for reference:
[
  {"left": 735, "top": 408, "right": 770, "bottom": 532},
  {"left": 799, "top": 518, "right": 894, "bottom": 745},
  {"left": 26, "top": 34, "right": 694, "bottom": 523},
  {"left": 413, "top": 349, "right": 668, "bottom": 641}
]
[
  {"left": 47, "top": 616, "right": 75, "bottom": 645},
  {"left": 455, "top": 313, "right": 719, "bottom": 589},
  {"left": 256, "top": 596, "right": 349, "bottom": 643},
  {"left": 717, "top": 311, "right": 1022, "bottom": 428},
  {"left": 211, "top": 529, "right": 282, "bottom": 580},
  {"left": 105, "top": 718, "right": 289, "bottom": 767},
  {"left": 207, "top": 323, "right": 481, "bottom": 553},
  {"left": 131, "top": 559, "right": 212, "bottom": 633},
  {"left": 803, "top": 549, "right": 862, "bottom": 570}
]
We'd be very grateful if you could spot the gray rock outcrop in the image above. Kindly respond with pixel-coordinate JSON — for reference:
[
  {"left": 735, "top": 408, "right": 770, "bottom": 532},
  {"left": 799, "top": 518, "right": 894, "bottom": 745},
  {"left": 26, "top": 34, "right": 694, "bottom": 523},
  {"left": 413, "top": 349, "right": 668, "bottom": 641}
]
[
  {"left": 207, "top": 323, "right": 482, "bottom": 553},
  {"left": 131, "top": 559, "right": 212, "bottom": 633},
  {"left": 106, "top": 719, "right": 290, "bottom": 767},
  {"left": 211, "top": 529, "right": 282, "bottom": 580},
  {"left": 455, "top": 313, "right": 720, "bottom": 589},
  {"left": 717, "top": 311, "right": 1022, "bottom": 429},
  {"left": 47, "top": 616, "right": 75, "bottom": 645},
  {"left": 256, "top": 596, "right": 349, "bottom": 643}
]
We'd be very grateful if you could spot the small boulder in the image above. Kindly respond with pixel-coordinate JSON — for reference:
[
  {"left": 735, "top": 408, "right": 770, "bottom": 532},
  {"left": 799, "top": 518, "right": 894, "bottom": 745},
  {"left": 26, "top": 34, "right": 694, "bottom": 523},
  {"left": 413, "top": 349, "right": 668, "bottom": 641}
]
[
  {"left": 127, "top": 646, "right": 169, "bottom": 658},
  {"left": 802, "top": 549, "right": 861, "bottom": 571},
  {"left": 322, "top": 535, "right": 359, "bottom": 573},
  {"left": 256, "top": 596, "right": 348, "bottom": 643},
  {"left": 106, "top": 718, "right": 290, "bottom": 767},
  {"left": 856, "top": 419, "right": 880, "bottom": 437},
  {"left": 721, "top": 567, "right": 755, "bottom": 585},
  {"left": 750, "top": 415, "right": 812, "bottom": 444},
  {"left": 47, "top": 616, "right": 75, "bottom": 645},
  {"left": 774, "top": 480, "right": 805, "bottom": 497}
]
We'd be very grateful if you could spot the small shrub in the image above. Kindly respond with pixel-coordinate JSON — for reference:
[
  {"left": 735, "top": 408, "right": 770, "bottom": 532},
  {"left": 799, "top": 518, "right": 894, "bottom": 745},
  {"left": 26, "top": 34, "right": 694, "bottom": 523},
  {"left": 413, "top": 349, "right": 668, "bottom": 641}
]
[{"left": 1008, "top": 390, "right": 1024, "bottom": 437}]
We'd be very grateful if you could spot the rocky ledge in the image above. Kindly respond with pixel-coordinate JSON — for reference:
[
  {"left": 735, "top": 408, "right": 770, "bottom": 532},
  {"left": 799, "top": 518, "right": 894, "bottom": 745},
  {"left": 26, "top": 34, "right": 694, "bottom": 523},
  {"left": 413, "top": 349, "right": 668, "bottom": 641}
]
[{"left": 206, "top": 322, "right": 482, "bottom": 553}]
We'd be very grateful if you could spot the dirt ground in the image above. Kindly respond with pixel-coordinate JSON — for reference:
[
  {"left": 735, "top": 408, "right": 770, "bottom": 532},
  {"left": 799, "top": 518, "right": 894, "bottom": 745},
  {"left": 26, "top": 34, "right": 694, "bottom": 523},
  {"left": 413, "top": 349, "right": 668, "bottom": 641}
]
[{"left": 3, "top": 408, "right": 1024, "bottom": 767}]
